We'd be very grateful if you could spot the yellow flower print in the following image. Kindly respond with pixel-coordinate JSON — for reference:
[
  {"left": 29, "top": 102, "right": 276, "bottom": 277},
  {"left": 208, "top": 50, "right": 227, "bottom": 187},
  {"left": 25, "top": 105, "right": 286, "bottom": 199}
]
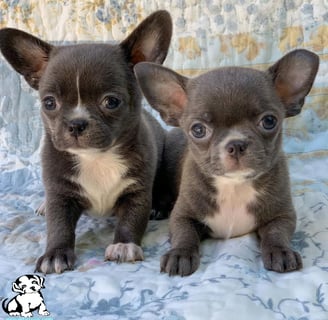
[
  {"left": 218, "top": 35, "right": 230, "bottom": 55},
  {"left": 279, "top": 26, "right": 304, "bottom": 52},
  {"left": 309, "top": 25, "right": 328, "bottom": 52},
  {"left": 178, "top": 36, "right": 202, "bottom": 60},
  {"left": 230, "top": 33, "right": 264, "bottom": 61}
]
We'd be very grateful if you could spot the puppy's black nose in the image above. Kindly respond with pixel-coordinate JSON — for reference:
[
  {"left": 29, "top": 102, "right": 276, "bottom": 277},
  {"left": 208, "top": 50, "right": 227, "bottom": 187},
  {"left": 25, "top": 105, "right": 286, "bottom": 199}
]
[
  {"left": 68, "top": 119, "right": 88, "bottom": 136},
  {"left": 225, "top": 140, "right": 248, "bottom": 158}
]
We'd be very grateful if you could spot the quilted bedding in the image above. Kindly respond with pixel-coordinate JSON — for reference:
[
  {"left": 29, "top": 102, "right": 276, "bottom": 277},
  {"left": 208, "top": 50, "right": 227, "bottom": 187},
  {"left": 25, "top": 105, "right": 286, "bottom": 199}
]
[{"left": 0, "top": 1, "right": 328, "bottom": 319}]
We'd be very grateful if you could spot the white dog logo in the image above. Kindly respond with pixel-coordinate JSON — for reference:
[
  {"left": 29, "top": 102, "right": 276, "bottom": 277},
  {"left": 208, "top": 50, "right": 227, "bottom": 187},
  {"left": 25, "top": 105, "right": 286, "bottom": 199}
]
[{"left": 2, "top": 274, "right": 50, "bottom": 318}]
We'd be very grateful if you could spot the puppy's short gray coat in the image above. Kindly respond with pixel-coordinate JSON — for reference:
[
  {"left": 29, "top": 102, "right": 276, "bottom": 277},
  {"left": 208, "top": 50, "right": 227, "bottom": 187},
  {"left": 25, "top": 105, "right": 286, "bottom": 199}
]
[
  {"left": 134, "top": 49, "right": 319, "bottom": 276},
  {"left": 0, "top": 10, "right": 172, "bottom": 274}
]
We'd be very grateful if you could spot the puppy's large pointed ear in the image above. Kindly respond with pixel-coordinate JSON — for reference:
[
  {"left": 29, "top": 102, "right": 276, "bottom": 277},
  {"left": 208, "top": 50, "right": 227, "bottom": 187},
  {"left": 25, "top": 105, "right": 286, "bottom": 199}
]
[
  {"left": 268, "top": 49, "right": 319, "bottom": 117},
  {"left": 134, "top": 62, "right": 188, "bottom": 126},
  {"left": 120, "top": 10, "right": 172, "bottom": 66},
  {"left": 0, "top": 28, "right": 53, "bottom": 90}
]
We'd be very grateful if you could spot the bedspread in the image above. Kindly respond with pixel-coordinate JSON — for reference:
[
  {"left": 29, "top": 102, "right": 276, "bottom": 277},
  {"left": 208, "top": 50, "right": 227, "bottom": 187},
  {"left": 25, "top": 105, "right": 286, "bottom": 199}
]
[{"left": 1, "top": 1, "right": 328, "bottom": 319}]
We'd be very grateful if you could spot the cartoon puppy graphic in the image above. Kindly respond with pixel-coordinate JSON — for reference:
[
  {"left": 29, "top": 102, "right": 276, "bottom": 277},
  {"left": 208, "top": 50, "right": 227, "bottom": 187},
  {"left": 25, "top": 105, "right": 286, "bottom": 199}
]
[{"left": 2, "top": 274, "right": 50, "bottom": 318}]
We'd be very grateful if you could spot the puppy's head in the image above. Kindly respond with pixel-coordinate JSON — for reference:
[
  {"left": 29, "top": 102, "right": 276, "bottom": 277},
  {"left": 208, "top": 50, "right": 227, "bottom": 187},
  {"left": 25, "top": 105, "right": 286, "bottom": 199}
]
[
  {"left": 12, "top": 275, "right": 45, "bottom": 294},
  {"left": 135, "top": 50, "right": 319, "bottom": 179},
  {"left": 0, "top": 10, "right": 172, "bottom": 153}
]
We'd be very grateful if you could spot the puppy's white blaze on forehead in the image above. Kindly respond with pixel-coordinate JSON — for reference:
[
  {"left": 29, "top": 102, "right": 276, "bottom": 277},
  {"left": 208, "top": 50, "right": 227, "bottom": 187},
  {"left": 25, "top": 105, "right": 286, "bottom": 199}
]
[
  {"left": 76, "top": 73, "right": 81, "bottom": 107},
  {"left": 204, "top": 175, "right": 257, "bottom": 239},
  {"left": 71, "top": 74, "right": 90, "bottom": 118},
  {"left": 72, "top": 105, "right": 90, "bottom": 119},
  {"left": 74, "top": 148, "right": 136, "bottom": 216}
]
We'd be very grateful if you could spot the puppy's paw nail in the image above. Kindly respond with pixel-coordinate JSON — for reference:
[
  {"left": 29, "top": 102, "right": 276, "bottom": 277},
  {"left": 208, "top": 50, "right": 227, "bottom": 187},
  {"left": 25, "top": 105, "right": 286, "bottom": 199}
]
[
  {"left": 263, "top": 246, "right": 303, "bottom": 273},
  {"left": 35, "top": 202, "right": 46, "bottom": 216},
  {"left": 36, "top": 248, "right": 75, "bottom": 274},
  {"left": 160, "top": 248, "right": 200, "bottom": 277},
  {"left": 105, "top": 242, "right": 144, "bottom": 263}
]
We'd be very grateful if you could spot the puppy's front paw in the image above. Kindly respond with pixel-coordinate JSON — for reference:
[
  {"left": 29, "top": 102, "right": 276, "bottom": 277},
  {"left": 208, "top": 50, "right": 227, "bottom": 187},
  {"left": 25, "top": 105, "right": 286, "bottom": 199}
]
[
  {"left": 39, "top": 310, "right": 50, "bottom": 316},
  {"left": 105, "top": 242, "right": 144, "bottom": 263},
  {"left": 21, "top": 312, "right": 33, "bottom": 317},
  {"left": 262, "top": 246, "right": 302, "bottom": 272},
  {"left": 9, "top": 312, "right": 20, "bottom": 316},
  {"left": 160, "top": 248, "right": 200, "bottom": 277},
  {"left": 36, "top": 248, "right": 75, "bottom": 274}
]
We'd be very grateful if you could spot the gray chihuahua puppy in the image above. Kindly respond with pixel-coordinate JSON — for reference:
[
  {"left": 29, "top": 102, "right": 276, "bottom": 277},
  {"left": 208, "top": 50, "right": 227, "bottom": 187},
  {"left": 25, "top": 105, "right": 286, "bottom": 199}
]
[
  {"left": 0, "top": 10, "right": 172, "bottom": 274},
  {"left": 134, "top": 49, "right": 319, "bottom": 276}
]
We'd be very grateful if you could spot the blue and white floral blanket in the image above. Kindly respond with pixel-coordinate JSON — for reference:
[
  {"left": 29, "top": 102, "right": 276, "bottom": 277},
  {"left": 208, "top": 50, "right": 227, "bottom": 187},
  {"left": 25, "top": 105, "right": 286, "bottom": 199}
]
[{"left": 1, "top": 1, "right": 328, "bottom": 319}]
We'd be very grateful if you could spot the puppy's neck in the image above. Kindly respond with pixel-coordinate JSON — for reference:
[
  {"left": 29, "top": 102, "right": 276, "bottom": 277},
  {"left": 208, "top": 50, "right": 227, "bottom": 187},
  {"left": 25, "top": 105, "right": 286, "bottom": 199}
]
[{"left": 213, "top": 173, "right": 258, "bottom": 204}]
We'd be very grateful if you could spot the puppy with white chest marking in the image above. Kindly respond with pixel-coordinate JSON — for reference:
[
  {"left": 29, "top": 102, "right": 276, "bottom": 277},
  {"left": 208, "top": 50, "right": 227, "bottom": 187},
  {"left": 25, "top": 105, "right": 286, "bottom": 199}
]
[
  {"left": 0, "top": 10, "right": 172, "bottom": 274},
  {"left": 134, "top": 49, "right": 319, "bottom": 276}
]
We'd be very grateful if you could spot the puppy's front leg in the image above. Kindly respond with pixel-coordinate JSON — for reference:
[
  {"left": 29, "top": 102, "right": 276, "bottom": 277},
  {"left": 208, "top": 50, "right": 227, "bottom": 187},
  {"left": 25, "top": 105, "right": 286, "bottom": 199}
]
[
  {"left": 38, "top": 302, "right": 50, "bottom": 316},
  {"left": 105, "top": 190, "right": 151, "bottom": 263},
  {"left": 36, "top": 197, "right": 82, "bottom": 274},
  {"left": 258, "top": 215, "right": 302, "bottom": 272},
  {"left": 161, "top": 211, "right": 202, "bottom": 277}
]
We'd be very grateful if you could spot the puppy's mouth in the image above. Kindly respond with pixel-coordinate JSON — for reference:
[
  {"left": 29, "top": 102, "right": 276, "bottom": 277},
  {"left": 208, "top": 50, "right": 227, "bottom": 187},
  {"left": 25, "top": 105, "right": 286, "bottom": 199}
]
[
  {"left": 53, "top": 138, "right": 92, "bottom": 152},
  {"left": 212, "top": 157, "right": 256, "bottom": 179},
  {"left": 52, "top": 133, "right": 112, "bottom": 153}
]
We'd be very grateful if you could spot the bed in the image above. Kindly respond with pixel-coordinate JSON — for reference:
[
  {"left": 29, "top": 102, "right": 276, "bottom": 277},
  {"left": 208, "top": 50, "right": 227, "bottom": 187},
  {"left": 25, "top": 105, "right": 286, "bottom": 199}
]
[{"left": 0, "top": 1, "right": 328, "bottom": 319}]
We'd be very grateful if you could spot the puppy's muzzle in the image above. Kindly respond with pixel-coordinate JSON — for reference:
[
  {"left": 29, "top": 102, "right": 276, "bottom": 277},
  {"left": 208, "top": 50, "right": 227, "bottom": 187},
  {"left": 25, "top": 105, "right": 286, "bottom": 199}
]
[
  {"left": 225, "top": 139, "right": 249, "bottom": 160},
  {"left": 68, "top": 119, "right": 88, "bottom": 137}
]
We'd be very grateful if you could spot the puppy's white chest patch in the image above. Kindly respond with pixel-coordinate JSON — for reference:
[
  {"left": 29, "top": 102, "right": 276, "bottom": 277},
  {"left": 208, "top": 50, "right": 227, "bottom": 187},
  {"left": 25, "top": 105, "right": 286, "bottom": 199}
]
[
  {"left": 74, "top": 149, "right": 136, "bottom": 216},
  {"left": 204, "top": 176, "right": 257, "bottom": 239}
]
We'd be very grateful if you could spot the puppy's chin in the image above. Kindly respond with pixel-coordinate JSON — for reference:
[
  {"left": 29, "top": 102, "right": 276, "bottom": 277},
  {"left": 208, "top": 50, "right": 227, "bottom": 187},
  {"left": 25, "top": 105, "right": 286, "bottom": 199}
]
[
  {"left": 66, "top": 147, "right": 109, "bottom": 156},
  {"left": 211, "top": 158, "right": 253, "bottom": 180},
  {"left": 52, "top": 137, "right": 113, "bottom": 154},
  {"left": 215, "top": 169, "right": 259, "bottom": 182}
]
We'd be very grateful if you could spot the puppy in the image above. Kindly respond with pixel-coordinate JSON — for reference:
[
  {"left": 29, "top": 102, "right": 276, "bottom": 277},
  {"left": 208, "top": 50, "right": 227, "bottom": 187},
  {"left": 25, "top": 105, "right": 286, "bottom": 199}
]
[
  {"left": 134, "top": 49, "right": 319, "bottom": 276},
  {"left": 2, "top": 275, "right": 49, "bottom": 317},
  {"left": 0, "top": 10, "right": 172, "bottom": 274}
]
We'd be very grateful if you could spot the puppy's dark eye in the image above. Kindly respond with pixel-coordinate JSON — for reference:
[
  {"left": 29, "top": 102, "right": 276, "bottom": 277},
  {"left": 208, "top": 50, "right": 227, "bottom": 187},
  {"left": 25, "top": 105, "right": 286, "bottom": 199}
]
[
  {"left": 190, "top": 122, "right": 207, "bottom": 139},
  {"left": 103, "top": 96, "right": 121, "bottom": 110},
  {"left": 43, "top": 96, "right": 57, "bottom": 111},
  {"left": 260, "top": 115, "right": 277, "bottom": 130}
]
